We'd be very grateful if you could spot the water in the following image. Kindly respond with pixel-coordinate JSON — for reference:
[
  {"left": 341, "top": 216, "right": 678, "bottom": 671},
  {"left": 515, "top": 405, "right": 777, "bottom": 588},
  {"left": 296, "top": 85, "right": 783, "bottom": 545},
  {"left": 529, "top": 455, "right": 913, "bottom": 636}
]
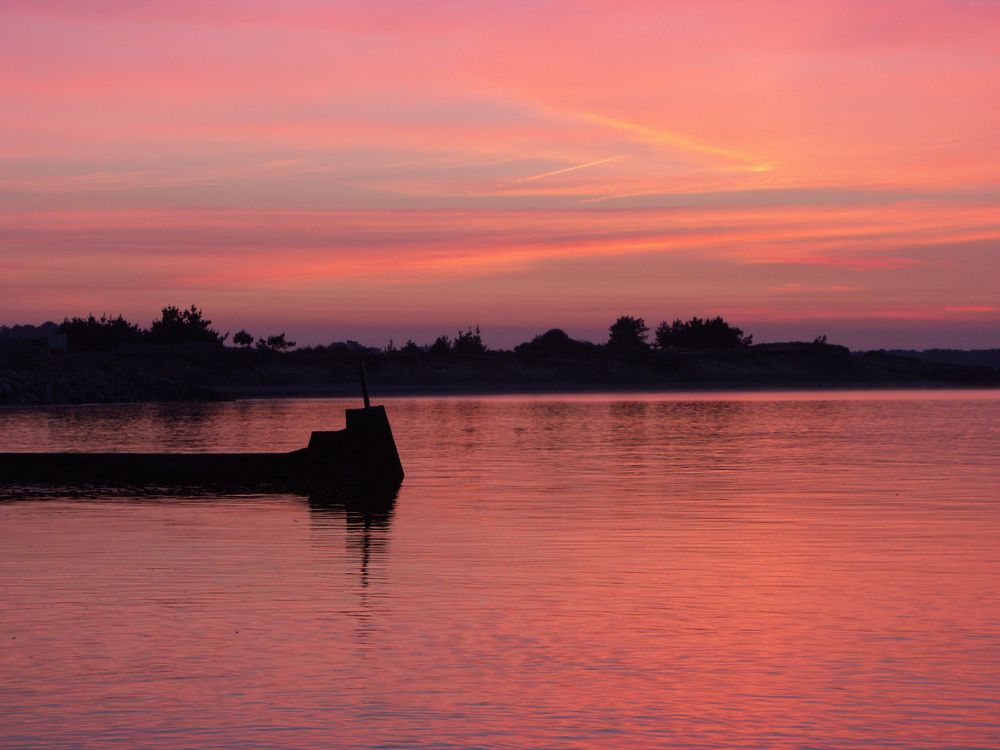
[{"left": 1, "top": 391, "right": 998, "bottom": 749}]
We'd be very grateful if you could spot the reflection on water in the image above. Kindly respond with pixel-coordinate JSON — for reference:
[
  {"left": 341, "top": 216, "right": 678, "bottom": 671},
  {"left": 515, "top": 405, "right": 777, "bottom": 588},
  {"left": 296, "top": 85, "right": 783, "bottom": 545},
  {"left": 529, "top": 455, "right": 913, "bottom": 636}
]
[
  {"left": 309, "top": 488, "right": 397, "bottom": 591},
  {"left": 308, "top": 490, "right": 397, "bottom": 646},
  {"left": 1, "top": 391, "right": 999, "bottom": 749}
]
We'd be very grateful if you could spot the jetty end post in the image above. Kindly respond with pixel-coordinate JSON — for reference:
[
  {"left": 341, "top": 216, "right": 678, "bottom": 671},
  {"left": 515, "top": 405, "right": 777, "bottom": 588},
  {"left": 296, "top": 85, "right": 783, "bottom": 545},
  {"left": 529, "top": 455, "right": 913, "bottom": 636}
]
[{"left": 359, "top": 360, "right": 371, "bottom": 409}]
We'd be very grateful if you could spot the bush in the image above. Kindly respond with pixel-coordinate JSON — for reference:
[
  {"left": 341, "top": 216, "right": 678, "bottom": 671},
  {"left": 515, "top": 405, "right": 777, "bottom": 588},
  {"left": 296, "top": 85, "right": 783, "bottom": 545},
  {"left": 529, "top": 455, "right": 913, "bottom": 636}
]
[
  {"left": 514, "top": 329, "right": 596, "bottom": 357},
  {"left": 233, "top": 329, "right": 253, "bottom": 347},
  {"left": 429, "top": 335, "right": 451, "bottom": 355},
  {"left": 256, "top": 333, "right": 296, "bottom": 352},
  {"left": 654, "top": 316, "right": 752, "bottom": 349},
  {"left": 148, "top": 305, "right": 225, "bottom": 345},
  {"left": 59, "top": 314, "right": 144, "bottom": 352},
  {"left": 400, "top": 339, "right": 422, "bottom": 354}
]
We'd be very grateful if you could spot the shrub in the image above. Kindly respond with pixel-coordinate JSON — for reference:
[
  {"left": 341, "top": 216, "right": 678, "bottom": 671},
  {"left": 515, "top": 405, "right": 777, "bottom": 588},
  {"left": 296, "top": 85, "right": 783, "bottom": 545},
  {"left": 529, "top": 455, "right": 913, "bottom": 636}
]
[
  {"left": 255, "top": 333, "right": 296, "bottom": 352},
  {"left": 233, "top": 329, "right": 253, "bottom": 347},
  {"left": 429, "top": 335, "right": 451, "bottom": 355},
  {"left": 58, "top": 314, "right": 144, "bottom": 352},
  {"left": 514, "top": 329, "right": 596, "bottom": 357},
  {"left": 654, "top": 316, "right": 752, "bottom": 349},
  {"left": 148, "top": 305, "right": 225, "bottom": 345}
]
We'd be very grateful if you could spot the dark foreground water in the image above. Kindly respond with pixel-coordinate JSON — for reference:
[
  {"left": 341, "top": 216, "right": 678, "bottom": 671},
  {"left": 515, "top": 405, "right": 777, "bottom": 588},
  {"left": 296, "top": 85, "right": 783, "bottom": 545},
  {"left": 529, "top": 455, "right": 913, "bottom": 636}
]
[{"left": 1, "top": 391, "right": 998, "bottom": 749}]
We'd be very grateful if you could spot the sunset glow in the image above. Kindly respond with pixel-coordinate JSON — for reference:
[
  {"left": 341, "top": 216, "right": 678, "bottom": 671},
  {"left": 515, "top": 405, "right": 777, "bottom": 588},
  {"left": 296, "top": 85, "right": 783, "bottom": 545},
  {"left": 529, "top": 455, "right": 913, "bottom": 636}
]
[{"left": 2, "top": 0, "right": 999, "bottom": 347}]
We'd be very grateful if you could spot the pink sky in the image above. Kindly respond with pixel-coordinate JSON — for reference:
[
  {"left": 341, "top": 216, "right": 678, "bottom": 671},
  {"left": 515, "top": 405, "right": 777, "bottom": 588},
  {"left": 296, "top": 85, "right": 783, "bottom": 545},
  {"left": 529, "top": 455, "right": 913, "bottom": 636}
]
[{"left": 2, "top": 0, "right": 999, "bottom": 348}]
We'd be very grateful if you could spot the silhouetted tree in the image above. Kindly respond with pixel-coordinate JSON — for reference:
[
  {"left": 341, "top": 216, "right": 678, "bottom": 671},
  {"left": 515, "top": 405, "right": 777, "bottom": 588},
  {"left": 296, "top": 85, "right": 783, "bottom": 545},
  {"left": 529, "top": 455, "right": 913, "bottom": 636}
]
[
  {"left": 654, "top": 316, "right": 752, "bottom": 349},
  {"left": 453, "top": 325, "right": 486, "bottom": 355},
  {"left": 233, "top": 329, "right": 253, "bottom": 348},
  {"left": 385, "top": 338, "right": 397, "bottom": 353},
  {"left": 608, "top": 316, "right": 649, "bottom": 348},
  {"left": 514, "top": 328, "right": 597, "bottom": 358},
  {"left": 516, "top": 328, "right": 571, "bottom": 355},
  {"left": 400, "top": 339, "right": 422, "bottom": 354},
  {"left": 323, "top": 340, "right": 378, "bottom": 355},
  {"left": 256, "top": 333, "right": 296, "bottom": 352},
  {"left": 429, "top": 335, "right": 451, "bottom": 355},
  {"left": 59, "top": 314, "right": 144, "bottom": 352},
  {"left": 148, "top": 305, "right": 225, "bottom": 345}
]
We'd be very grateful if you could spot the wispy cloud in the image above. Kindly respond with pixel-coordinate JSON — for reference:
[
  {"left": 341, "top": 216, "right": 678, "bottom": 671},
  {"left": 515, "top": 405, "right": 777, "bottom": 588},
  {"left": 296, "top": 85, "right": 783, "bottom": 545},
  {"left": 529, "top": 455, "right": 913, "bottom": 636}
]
[
  {"left": 577, "top": 111, "right": 772, "bottom": 172},
  {"left": 944, "top": 305, "right": 997, "bottom": 313},
  {"left": 514, "top": 155, "right": 625, "bottom": 183},
  {"left": 770, "top": 283, "right": 863, "bottom": 293}
]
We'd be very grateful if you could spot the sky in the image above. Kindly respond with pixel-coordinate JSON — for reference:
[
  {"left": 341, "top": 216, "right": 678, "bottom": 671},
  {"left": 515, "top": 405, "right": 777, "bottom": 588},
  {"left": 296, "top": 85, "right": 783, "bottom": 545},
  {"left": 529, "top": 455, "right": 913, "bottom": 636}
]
[{"left": 2, "top": 0, "right": 999, "bottom": 349}]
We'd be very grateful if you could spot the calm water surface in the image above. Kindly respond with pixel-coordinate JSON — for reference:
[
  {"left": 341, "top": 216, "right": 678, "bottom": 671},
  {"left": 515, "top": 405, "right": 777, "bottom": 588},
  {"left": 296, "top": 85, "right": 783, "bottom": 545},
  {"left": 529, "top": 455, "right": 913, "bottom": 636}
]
[{"left": 1, "top": 391, "right": 998, "bottom": 749}]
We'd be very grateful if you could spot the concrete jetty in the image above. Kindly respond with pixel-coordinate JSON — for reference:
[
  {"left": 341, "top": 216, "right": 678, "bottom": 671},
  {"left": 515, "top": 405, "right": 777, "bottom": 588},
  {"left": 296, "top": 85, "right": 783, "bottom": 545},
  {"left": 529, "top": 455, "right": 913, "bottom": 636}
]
[{"left": 0, "top": 404, "right": 404, "bottom": 493}]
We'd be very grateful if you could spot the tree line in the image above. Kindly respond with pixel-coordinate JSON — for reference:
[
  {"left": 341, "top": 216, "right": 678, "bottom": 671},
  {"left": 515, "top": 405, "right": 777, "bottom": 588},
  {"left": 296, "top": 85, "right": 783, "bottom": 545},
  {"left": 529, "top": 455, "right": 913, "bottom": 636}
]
[
  {"left": 607, "top": 315, "right": 752, "bottom": 349},
  {"left": 54, "top": 306, "right": 760, "bottom": 355},
  {"left": 58, "top": 305, "right": 295, "bottom": 353}
]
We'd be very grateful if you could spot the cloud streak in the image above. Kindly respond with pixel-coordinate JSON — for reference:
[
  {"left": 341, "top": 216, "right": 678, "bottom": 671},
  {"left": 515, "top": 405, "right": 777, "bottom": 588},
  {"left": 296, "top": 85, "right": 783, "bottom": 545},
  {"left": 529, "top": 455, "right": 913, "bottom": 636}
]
[
  {"left": 577, "top": 112, "right": 770, "bottom": 171},
  {"left": 515, "top": 156, "right": 626, "bottom": 183}
]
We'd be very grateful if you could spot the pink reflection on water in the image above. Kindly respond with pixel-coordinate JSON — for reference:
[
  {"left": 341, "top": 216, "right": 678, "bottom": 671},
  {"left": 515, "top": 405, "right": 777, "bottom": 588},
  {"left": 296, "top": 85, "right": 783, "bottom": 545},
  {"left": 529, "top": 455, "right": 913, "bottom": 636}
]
[{"left": 1, "top": 392, "right": 998, "bottom": 748}]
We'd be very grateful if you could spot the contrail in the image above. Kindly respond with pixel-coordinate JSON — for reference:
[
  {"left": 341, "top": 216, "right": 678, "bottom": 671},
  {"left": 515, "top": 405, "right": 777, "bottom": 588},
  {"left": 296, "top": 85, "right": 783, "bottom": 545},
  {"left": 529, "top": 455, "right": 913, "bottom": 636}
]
[
  {"left": 517, "top": 155, "right": 625, "bottom": 183},
  {"left": 580, "top": 111, "right": 770, "bottom": 171}
]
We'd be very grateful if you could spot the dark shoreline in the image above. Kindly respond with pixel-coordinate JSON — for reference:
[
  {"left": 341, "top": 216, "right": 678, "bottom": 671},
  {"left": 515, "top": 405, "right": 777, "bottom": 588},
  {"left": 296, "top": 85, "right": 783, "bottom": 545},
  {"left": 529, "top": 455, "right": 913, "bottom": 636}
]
[
  {"left": 3, "top": 341, "right": 999, "bottom": 406},
  {"left": 217, "top": 380, "right": 1000, "bottom": 400}
]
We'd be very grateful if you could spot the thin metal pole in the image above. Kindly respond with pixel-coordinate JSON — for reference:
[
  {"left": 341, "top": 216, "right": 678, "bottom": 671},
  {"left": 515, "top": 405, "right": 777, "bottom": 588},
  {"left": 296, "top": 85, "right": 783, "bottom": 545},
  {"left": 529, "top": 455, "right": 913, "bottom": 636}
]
[{"left": 359, "top": 361, "right": 371, "bottom": 409}]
